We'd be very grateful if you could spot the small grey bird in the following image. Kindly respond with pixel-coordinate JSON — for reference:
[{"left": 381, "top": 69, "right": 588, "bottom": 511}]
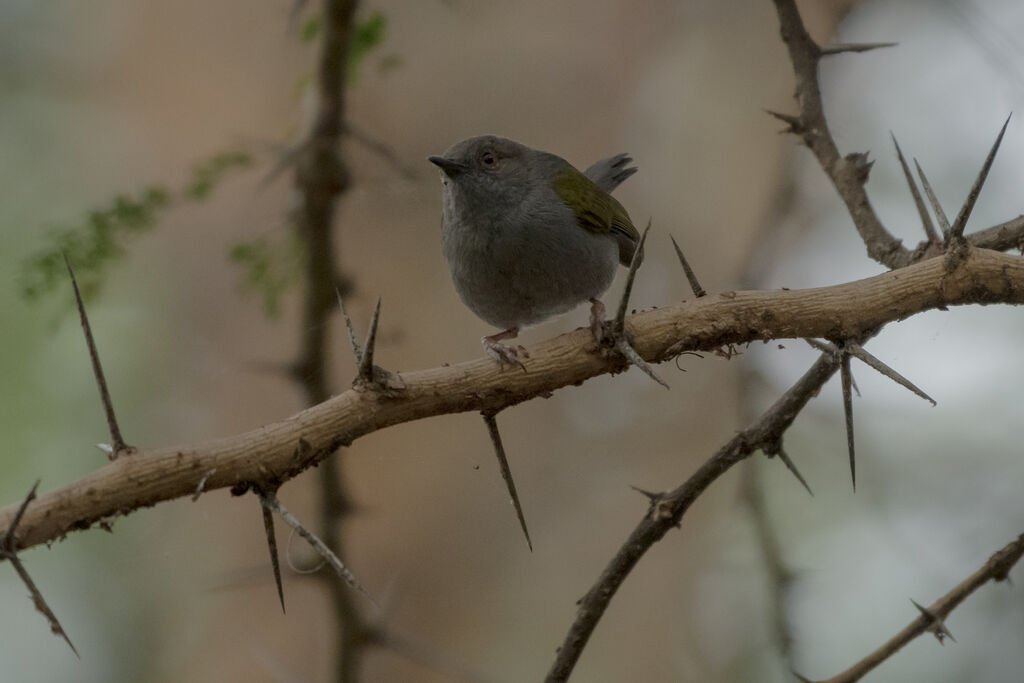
[{"left": 428, "top": 135, "right": 640, "bottom": 364}]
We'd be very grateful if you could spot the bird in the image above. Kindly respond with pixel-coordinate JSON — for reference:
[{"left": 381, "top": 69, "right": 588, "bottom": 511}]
[{"left": 428, "top": 135, "right": 640, "bottom": 364}]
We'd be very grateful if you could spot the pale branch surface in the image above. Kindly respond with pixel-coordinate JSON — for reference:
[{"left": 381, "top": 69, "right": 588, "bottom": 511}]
[{"left": 2, "top": 248, "right": 1024, "bottom": 551}]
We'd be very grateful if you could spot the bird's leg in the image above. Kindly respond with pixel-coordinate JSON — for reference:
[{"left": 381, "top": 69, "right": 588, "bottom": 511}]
[
  {"left": 589, "top": 298, "right": 608, "bottom": 344},
  {"left": 483, "top": 327, "right": 526, "bottom": 369}
]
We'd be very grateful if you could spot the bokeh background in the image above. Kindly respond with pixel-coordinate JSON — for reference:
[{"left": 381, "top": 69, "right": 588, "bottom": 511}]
[{"left": 2, "top": 1, "right": 1023, "bottom": 681}]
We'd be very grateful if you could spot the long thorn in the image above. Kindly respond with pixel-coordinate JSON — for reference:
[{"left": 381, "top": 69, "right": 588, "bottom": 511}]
[
  {"left": 260, "top": 492, "right": 377, "bottom": 605},
  {"left": 950, "top": 114, "right": 1011, "bottom": 241},
  {"left": 840, "top": 351, "right": 856, "bottom": 491},
  {"left": 2, "top": 481, "right": 78, "bottom": 657},
  {"left": 482, "top": 412, "right": 532, "bottom": 551},
  {"left": 669, "top": 234, "right": 706, "bottom": 297},
  {"left": 775, "top": 447, "right": 813, "bottom": 496},
  {"left": 5, "top": 479, "right": 40, "bottom": 542},
  {"left": 891, "top": 133, "right": 939, "bottom": 243},
  {"left": 336, "top": 289, "right": 363, "bottom": 365},
  {"left": 358, "top": 297, "right": 382, "bottom": 382},
  {"left": 614, "top": 221, "right": 651, "bottom": 336},
  {"left": 819, "top": 41, "right": 897, "bottom": 55},
  {"left": 8, "top": 555, "right": 78, "bottom": 657},
  {"left": 64, "top": 255, "right": 129, "bottom": 457},
  {"left": 845, "top": 342, "right": 936, "bottom": 405},
  {"left": 914, "top": 159, "right": 952, "bottom": 239},
  {"left": 614, "top": 337, "right": 669, "bottom": 389},
  {"left": 259, "top": 492, "right": 286, "bottom": 613}
]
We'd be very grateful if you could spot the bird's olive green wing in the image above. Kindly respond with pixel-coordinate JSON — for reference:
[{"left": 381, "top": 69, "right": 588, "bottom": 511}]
[{"left": 553, "top": 164, "right": 639, "bottom": 265}]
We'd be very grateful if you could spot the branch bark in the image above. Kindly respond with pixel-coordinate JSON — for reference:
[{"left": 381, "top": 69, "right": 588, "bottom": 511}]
[{"left": 2, "top": 247, "right": 1023, "bottom": 551}]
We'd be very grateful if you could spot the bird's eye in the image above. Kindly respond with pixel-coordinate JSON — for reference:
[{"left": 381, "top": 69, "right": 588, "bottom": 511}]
[{"left": 480, "top": 152, "right": 496, "bottom": 167}]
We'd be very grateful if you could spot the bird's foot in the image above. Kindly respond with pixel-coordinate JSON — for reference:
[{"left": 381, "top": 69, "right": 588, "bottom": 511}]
[
  {"left": 483, "top": 328, "right": 527, "bottom": 370},
  {"left": 589, "top": 298, "right": 634, "bottom": 348},
  {"left": 589, "top": 298, "right": 667, "bottom": 388}
]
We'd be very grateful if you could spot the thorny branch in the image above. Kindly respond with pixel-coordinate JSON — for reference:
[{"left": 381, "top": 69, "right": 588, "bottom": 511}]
[
  {"left": 1, "top": 2, "right": 1023, "bottom": 680},
  {"left": 0, "top": 481, "right": 77, "bottom": 657},
  {"left": 547, "top": 1, "right": 1024, "bottom": 679},
  {"left": 3, "top": 248, "right": 1024, "bottom": 552},
  {"left": 804, "top": 534, "right": 1024, "bottom": 683}
]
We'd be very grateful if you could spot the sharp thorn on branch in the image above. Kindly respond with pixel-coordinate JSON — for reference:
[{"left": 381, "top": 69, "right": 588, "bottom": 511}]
[
  {"left": 669, "top": 234, "right": 706, "bottom": 297},
  {"left": 891, "top": 133, "right": 939, "bottom": 243},
  {"left": 336, "top": 288, "right": 363, "bottom": 365},
  {"left": 1, "top": 481, "right": 79, "bottom": 657},
  {"left": 606, "top": 223, "right": 668, "bottom": 388},
  {"left": 950, "top": 113, "right": 1011, "bottom": 243},
  {"left": 615, "top": 337, "right": 669, "bottom": 389},
  {"left": 260, "top": 491, "right": 377, "bottom": 605},
  {"left": 763, "top": 109, "right": 804, "bottom": 134},
  {"left": 64, "top": 254, "right": 132, "bottom": 458},
  {"left": 482, "top": 412, "right": 532, "bottom": 551},
  {"left": 258, "top": 490, "right": 286, "bottom": 613},
  {"left": 774, "top": 447, "right": 813, "bottom": 496},
  {"left": 840, "top": 351, "right": 857, "bottom": 491},
  {"left": 845, "top": 342, "right": 936, "bottom": 406},
  {"left": 803, "top": 338, "right": 838, "bottom": 355},
  {"left": 911, "top": 599, "right": 956, "bottom": 644},
  {"left": 913, "top": 159, "right": 952, "bottom": 239},
  {"left": 614, "top": 222, "right": 651, "bottom": 335},
  {"left": 358, "top": 297, "right": 383, "bottom": 383},
  {"left": 5, "top": 479, "right": 40, "bottom": 539},
  {"left": 819, "top": 41, "right": 897, "bottom": 56},
  {"left": 628, "top": 485, "right": 663, "bottom": 502}
]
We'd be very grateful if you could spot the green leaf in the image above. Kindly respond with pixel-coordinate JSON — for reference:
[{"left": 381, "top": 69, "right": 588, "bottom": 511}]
[
  {"left": 348, "top": 11, "right": 388, "bottom": 82},
  {"left": 228, "top": 234, "right": 303, "bottom": 319}
]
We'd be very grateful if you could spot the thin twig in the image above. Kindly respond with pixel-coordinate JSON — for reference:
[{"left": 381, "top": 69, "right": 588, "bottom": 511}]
[
  {"left": 805, "top": 533, "right": 1024, "bottom": 683},
  {"left": 482, "top": 412, "right": 532, "bottom": 551},
  {"left": 771, "top": 0, "right": 909, "bottom": 268},
  {"left": 545, "top": 349, "right": 845, "bottom": 681},
  {"left": 64, "top": 254, "right": 131, "bottom": 458}
]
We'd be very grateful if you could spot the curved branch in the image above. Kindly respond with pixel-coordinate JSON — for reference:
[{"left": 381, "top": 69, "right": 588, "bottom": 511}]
[{"left": 1, "top": 248, "right": 1024, "bottom": 551}]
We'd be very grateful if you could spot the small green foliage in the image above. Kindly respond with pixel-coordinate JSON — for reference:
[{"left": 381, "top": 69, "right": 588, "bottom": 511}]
[
  {"left": 228, "top": 234, "right": 303, "bottom": 319},
  {"left": 301, "top": 15, "right": 322, "bottom": 43},
  {"left": 20, "top": 148, "right": 252, "bottom": 302},
  {"left": 348, "top": 11, "right": 388, "bottom": 82},
  {"left": 185, "top": 151, "right": 252, "bottom": 200},
  {"left": 19, "top": 187, "right": 170, "bottom": 300}
]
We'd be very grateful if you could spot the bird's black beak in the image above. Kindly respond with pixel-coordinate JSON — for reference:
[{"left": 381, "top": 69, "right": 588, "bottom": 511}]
[{"left": 428, "top": 156, "right": 467, "bottom": 178}]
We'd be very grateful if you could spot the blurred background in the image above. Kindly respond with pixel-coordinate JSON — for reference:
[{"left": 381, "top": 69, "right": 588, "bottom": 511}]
[{"left": 1, "top": 0, "right": 1023, "bottom": 681}]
